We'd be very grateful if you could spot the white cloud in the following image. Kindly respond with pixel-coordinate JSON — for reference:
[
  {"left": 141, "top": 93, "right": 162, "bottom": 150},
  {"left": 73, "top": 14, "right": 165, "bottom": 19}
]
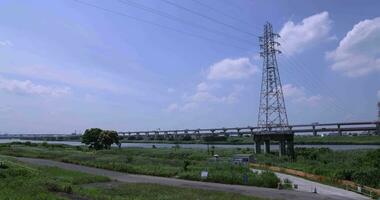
[
  {"left": 0, "top": 76, "right": 70, "bottom": 97},
  {"left": 0, "top": 40, "right": 13, "bottom": 47},
  {"left": 326, "top": 17, "right": 380, "bottom": 77},
  {"left": 0, "top": 66, "right": 122, "bottom": 93},
  {"left": 196, "top": 82, "right": 219, "bottom": 92},
  {"left": 294, "top": 95, "right": 323, "bottom": 107},
  {"left": 166, "top": 56, "right": 255, "bottom": 112},
  {"left": 171, "top": 84, "right": 244, "bottom": 112},
  {"left": 282, "top": 83, "right": 322, "bottom": 106},
  {"left": 279, "top": 11, "right": 332, "bottom": 55},
  {"left": 180, "top": 102, "right": 198, "bottom": 112},
  {"left": 282, "top": 84, "right": 304, "bottom": 98},
  {"left": 207, "top": 58, "right": 257, "bottom": 80},
  {"left": 165, "top": 103, "right": 179, "bottom": 112}
]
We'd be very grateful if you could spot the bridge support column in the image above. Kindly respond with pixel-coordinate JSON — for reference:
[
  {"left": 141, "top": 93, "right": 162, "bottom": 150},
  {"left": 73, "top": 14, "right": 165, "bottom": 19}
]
[
  {"left": 312, "top": 125, "right": 317, "bottom": 136},
  {"left": 376, "top": 122, "right": 380, "bottom": 135},
  {"left": 337, "top": 124, "right": 342, "bottom": 136},
  {"left": 279, "top": 140, "right": 286, "bottom": 157},
  {"left": 264, "top": 140, "right": 270, "bottom": 154},
  {"left": 255, "top": 140, "right": 261, "bottom": 154},
  {"left": 287, "top": 139, "right": 295, "bottom": 159}
]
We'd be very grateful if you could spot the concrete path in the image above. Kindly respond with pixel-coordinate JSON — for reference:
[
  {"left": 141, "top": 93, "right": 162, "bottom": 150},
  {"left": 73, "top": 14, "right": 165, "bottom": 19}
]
[
  {"left": 252, "top": 168, "right": 369, "bottom": 200},
  {"left": 16, "top": 157, "right": 361, "bottom": 200}
]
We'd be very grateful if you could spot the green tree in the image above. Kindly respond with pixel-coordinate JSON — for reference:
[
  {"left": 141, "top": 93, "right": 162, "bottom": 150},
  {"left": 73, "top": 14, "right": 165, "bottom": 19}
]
[{"left": 82, "top": 128, "right": 120, "bottom": 150}]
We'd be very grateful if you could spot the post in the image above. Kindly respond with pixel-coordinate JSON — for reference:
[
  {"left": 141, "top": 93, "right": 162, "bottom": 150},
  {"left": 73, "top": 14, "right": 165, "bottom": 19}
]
[
  {"left": 376, "top": 122, "right": 380, "bottom": 135},
  {"left": 264, "top": 140, "right": 270, "bottom": 154}
]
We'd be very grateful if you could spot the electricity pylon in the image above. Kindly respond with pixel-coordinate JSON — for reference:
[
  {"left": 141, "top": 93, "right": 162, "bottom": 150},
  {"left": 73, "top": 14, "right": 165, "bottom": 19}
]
[{"left": 257, "top": 22, "right": 289, "bottom": 131}]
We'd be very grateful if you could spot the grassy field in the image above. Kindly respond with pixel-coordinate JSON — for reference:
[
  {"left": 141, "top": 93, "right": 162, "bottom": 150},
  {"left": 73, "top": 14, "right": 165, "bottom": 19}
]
[
  {"left": 0, "top": 142, "right": 279, "bottom": 188},
  {"left": 255, "top": 148, "right": 380, "bottom": 188},
  {"left": 0, "top": 155, "right": 109, "bottom": 199},
  {"left": 2, "top": 141, "right": 379, "bottom": 190},
  {"left": 0, "top": 155, "right": 263, "bottom": 200}
]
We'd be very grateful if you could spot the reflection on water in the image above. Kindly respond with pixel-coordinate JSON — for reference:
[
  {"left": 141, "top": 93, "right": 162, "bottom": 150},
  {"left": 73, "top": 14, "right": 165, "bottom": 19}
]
[{"left": 0, "top": 139, "right": 379, "bottom": 151}]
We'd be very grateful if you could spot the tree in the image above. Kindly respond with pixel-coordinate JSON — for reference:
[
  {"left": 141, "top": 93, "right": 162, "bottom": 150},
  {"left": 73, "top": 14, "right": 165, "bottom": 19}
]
[{"left": 81, "top": 128, "right": 120, "bottom": 150}]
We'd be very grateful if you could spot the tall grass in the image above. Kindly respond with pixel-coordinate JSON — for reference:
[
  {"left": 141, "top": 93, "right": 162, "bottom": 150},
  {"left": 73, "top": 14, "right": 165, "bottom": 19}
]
[{"left": 0, "top": 143, "right": 279, "bottom": 188}]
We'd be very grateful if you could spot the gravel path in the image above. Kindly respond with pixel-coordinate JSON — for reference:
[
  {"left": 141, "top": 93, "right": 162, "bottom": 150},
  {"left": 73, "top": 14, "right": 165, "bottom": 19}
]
[
  {"left": 16, "top": 157, "right": 362, "bottom": 200},
  {"left": 251, "top": 168, "right": 369, "bottom": 200}
]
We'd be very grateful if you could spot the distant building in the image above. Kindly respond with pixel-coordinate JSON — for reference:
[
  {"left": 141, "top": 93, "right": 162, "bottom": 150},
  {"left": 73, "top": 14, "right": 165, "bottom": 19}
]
[{"left": 231, "top": 154, "right": 255, "bottom": 165}]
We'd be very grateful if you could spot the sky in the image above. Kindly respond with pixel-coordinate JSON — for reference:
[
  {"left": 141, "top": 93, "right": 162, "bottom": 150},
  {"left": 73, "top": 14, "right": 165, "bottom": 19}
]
[{"left": 0, "top": 0, "right": 379, "bottom": 134}]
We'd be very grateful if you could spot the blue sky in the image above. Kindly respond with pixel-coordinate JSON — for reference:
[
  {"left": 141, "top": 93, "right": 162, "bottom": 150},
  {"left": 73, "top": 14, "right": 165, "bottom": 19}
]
[{"left": 0, "top": 0, "right": 379, "bottom": 134}]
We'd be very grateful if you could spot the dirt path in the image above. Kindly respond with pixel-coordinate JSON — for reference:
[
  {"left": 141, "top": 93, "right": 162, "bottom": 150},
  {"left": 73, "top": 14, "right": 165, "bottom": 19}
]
[
  {"left": 251, "top": 169, "right": 369, "bottom": 200},
  {"left": 16, "top": 157, "right": 359, "bottom": 200}
]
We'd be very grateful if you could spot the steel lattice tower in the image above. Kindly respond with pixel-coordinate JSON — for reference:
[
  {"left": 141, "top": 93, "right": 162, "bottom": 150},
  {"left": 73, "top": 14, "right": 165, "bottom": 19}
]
[{"left": 257, "top": 22, "right": 289, "bottom": 131}]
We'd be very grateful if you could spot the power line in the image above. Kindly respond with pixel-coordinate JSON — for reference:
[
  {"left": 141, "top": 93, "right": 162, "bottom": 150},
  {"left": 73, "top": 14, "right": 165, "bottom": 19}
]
[
  {"left": 186, "top": 1, "right": 357, "bottom": 118},
  {"left": 278, "top": 51, "right": 358, "bottom": 118},
  {"left": 72, "top": 0, "right": 250, "bottom": 50},
  {"left": 159, "top": 0, "right": 260, "bottom": 37},
  {"left": 190, "top": 0, "right": 252, "bottom": 26},
  {"left": 117, "top": 0, "right": 256, "bottom": 45}
]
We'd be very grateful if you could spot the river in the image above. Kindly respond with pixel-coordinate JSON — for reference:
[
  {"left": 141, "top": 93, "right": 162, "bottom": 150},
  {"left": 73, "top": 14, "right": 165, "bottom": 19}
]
[{"left": 0, "top": 139, "right": 379, "bottom": 150}]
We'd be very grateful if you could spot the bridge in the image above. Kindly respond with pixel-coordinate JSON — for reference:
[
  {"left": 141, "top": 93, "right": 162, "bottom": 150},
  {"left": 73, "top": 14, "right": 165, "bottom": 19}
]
[
  {"left": 120, "top": 121, "right": 380, "bottom": 137},
  {"left": 120, "top": 121, "right": 379, "bottom": 158}
]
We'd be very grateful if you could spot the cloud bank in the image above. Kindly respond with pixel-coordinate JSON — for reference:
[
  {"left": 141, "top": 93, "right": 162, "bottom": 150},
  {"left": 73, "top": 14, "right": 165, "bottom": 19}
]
[
  {"left": 279, "top": 11, "right": 332, "bottom": 55},
  {"left": 326, "top": 17, "right": 380, "bottom": 77}
]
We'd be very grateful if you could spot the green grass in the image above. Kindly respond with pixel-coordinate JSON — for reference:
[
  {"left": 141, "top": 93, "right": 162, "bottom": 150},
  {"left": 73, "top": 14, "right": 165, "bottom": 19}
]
[
  {"left": 0, "top": 142, "right": 279, "bottom": 188},
  {"left": 77, "top": 183, "right": 262, "bottom": 200},
  {"left": 255, "top": 148, "right": 380, "bottom": 188},
  {"left": 0, "top": 155, "right": 263, "bottom": 200},
  {"left": 0, "top": 155, "right": 109, "bottom": 199}
]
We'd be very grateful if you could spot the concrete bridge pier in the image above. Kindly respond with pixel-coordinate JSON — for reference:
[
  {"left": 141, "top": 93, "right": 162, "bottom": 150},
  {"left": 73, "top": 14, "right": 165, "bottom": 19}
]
[
  {"left": 279, "top": 140, "right": 286, "bottom": 157},
  {"left": 287, "top": 139, "right": 294, "bottom": 159},
  {"left": 376, "top": 122, "right": 380, "bottom": 135},
  {"left": 264, "top": 140, "right": 270, "bottom": 154},
  {"left": 255, "top": 139, "right": 261, "bottom": 154},
  {"left": 337, "top": 124, "right": 342, "bottom": 136},
  {"left": 253, "top": 131, "right": 294, "bottom": 158}
]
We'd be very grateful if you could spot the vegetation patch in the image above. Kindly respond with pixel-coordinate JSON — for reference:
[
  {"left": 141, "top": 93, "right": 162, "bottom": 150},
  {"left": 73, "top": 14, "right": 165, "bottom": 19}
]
[
  {"left": 255, "top": 147, "right": 380, "bottom": 188},
  {"left": 0, "top": 143, "right": 279, "bottom": 188},
  {"left": 0, "top": 155, "right": 263, "bottom": 200}
]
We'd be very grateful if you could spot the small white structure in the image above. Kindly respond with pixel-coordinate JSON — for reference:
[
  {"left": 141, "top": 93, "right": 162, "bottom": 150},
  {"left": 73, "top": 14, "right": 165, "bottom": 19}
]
[{"left": 232, "top": 154, "right": 255, "bottom": 165}]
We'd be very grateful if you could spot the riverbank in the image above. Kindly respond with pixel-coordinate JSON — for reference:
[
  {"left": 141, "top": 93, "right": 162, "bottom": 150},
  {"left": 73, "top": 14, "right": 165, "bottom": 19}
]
[
  {"left": 1, "top": 142, "right": 379, "bottom": 191},
  {"left": 0, "top": 155, "right": 261, "bottom": 200},
  {"left": 15, "top": 156, "right": 359, "bottom": 200},
  {"left": 0, "top": 142, "right": 280, "bottom": 188}
]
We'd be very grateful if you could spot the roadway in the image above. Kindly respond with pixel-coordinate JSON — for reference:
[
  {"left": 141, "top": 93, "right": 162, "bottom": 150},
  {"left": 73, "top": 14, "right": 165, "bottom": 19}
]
[{"left": 16, "top": 157, "right": 365, "bottom": 200}]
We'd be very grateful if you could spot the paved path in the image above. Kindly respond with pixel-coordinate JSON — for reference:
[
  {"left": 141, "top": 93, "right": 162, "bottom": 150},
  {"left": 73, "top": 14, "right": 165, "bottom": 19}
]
[
  {"left": 252, "top": 168, "right": 368, "bottom": 200},
  {"left": 16, "top": 157, "right": 362, "bottom": 200}
]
